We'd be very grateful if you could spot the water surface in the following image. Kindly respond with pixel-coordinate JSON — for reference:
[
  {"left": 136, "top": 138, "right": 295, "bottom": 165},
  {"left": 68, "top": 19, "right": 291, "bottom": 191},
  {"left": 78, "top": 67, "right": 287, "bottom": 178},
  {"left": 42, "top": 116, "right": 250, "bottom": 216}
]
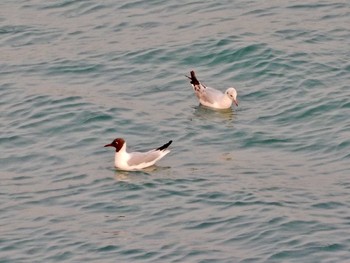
[{"left": 1, "top": 0, "right": 350, "bottom": 262}]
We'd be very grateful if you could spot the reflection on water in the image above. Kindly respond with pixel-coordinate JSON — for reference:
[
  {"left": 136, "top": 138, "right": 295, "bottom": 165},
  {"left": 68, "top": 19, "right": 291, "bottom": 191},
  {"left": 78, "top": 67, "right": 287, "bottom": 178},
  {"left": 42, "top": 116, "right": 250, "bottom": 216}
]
[
  {"left": 192, "top": 104, "right": 236, "bottom": 122},
  {"left": 114, "top": 172, "right": 131, "bottom": 182},
  {"left": 113, "top": 165, "right": 172, "bottom": 181}
]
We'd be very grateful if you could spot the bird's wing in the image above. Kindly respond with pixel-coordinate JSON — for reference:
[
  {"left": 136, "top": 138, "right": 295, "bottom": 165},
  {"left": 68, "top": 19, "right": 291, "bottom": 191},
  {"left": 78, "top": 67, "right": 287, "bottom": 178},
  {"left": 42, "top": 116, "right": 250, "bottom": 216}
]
[
  {"left": 127, "top": 151, "right": 162, "bottom": 166},
  {"left": 195, "top": 86, "right": 224, "bottom": 105},
  {"left": 127, "top": 141, "right": 172, "bottom": 167},
  {"left": 203, "top": 87, "right": 224, "bottom": 102},
  {"left": 192, "top": 82, "right": 217, "bottom": 104},
  {"left": 187, "top": 71, "right": 222, "bottom": 104}
]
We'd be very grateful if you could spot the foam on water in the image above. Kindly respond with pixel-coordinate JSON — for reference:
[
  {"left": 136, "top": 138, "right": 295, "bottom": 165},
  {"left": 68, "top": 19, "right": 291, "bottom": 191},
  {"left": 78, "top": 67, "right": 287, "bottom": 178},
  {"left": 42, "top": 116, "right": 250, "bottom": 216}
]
[{"left": 1, "top": 0, "right": 350, "bottom": 262}]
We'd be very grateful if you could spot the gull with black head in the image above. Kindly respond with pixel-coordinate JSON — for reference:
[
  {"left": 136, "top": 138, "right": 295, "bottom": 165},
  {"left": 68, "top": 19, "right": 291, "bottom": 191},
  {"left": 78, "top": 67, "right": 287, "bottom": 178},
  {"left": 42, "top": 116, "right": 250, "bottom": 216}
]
[{"left": 104, "top": 138, "right": 172, "bottom": 171}]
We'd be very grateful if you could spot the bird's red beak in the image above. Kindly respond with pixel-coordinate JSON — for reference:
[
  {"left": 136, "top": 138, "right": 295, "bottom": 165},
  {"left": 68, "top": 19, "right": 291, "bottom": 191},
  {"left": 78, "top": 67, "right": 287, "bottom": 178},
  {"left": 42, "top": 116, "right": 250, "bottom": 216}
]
[
  {"left": 104, "top": 144, "right": 113, "bottom": 147},
  {"left": 234, "top": 99, "right": 238, "bottom": 107}
]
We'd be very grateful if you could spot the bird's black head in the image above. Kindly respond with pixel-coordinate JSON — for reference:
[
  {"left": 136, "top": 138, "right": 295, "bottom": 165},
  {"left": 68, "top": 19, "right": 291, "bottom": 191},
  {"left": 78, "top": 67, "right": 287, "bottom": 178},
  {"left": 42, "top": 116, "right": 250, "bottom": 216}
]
[{"left": 104, "top": 138, "right": 125, "bottom": 152}]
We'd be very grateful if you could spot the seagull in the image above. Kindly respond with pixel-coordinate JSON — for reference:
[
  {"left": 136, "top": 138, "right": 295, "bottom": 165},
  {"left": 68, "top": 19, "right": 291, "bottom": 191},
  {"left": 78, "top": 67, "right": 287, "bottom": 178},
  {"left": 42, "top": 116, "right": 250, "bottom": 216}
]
[
  {"left": 186, "top": 70, "right": 238, "bottom": 109},
  {"left": 104, "top": 138, "right": 172, "bottom": 171}
]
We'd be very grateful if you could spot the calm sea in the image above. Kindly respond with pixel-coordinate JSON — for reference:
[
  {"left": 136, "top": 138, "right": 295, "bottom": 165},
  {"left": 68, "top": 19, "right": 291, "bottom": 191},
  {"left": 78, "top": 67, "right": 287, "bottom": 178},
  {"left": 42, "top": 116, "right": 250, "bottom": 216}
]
[{"left": 1, "top": 0, "right": 350, "bottom": 262}]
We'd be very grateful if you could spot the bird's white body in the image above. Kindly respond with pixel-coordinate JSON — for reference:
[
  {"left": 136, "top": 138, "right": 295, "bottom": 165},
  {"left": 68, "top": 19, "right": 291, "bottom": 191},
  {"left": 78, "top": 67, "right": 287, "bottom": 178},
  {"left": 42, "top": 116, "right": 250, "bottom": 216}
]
[
  {"left": 195, "top": 86, "right": 235, "bottom": 109},
  {"left": 187, "top": 71, "right": 238, "bottom": 110},
  {"left": 105, "top": 138, "right": 172, "bottom": 171},
  {"left": 114, "top": 143, "right": 170, "bottom": 171}
]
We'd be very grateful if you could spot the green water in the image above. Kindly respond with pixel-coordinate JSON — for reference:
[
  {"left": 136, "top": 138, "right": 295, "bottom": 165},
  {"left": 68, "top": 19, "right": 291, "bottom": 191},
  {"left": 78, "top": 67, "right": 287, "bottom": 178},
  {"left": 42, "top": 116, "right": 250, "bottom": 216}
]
[{"left": 1, "top": 0, "right": 349, "bottom": 262}]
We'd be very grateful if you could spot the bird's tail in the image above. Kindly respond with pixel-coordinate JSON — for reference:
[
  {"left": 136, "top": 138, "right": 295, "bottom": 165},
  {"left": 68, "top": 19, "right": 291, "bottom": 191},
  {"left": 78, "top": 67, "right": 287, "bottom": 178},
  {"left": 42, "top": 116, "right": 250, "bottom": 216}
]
[
  {"left": 185, "top": 70, "right": 200, "bottom": 86},
  {"left": 156, "top": 140, "right": 173, "bottom": 151}
]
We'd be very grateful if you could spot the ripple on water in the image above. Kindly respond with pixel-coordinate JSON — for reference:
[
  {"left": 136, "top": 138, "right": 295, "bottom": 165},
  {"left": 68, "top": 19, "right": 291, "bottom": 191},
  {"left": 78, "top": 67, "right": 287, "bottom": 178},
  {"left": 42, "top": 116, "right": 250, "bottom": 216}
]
[{"left": 1, "top": 0, "right": 350, "bottom": 262}]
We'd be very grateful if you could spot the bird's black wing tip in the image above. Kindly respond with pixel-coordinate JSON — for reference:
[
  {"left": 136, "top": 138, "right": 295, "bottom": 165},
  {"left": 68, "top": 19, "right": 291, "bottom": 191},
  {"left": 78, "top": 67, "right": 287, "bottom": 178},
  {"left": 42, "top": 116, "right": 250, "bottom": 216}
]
[
  {"left": 186, "top": 70, "right": 200, "bottom": 85},
  {"left": 156, "top": 140, "right": 173, "bottom": 151}
]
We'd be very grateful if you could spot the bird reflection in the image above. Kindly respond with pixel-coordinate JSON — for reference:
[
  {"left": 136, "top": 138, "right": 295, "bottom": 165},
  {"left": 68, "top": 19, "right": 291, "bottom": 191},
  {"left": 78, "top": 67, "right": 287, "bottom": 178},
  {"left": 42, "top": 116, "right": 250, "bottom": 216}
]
[
  {"left": 113, "top": 165, "right": 171, "bottom": 181},
  {"left": 192, "top": 104, "right": 235, "bottom": 122}
]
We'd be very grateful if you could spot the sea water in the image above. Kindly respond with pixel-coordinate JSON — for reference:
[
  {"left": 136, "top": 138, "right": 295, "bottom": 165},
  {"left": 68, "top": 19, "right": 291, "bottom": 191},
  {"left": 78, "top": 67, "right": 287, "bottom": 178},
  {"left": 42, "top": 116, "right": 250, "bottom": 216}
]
[{"left": 1, "top": 1, "right": 349, "bottom": 262}]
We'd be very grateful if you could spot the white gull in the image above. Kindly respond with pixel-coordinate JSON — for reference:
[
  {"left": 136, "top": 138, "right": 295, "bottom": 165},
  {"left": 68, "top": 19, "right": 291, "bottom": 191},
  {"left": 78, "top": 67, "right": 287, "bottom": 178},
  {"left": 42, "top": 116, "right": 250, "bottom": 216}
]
[
  {"left": 186, "top": 70, "right": 238, "bottom": 109},
  {"left": 104, "top": 138, "right": 172, "bottom": 171}
]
